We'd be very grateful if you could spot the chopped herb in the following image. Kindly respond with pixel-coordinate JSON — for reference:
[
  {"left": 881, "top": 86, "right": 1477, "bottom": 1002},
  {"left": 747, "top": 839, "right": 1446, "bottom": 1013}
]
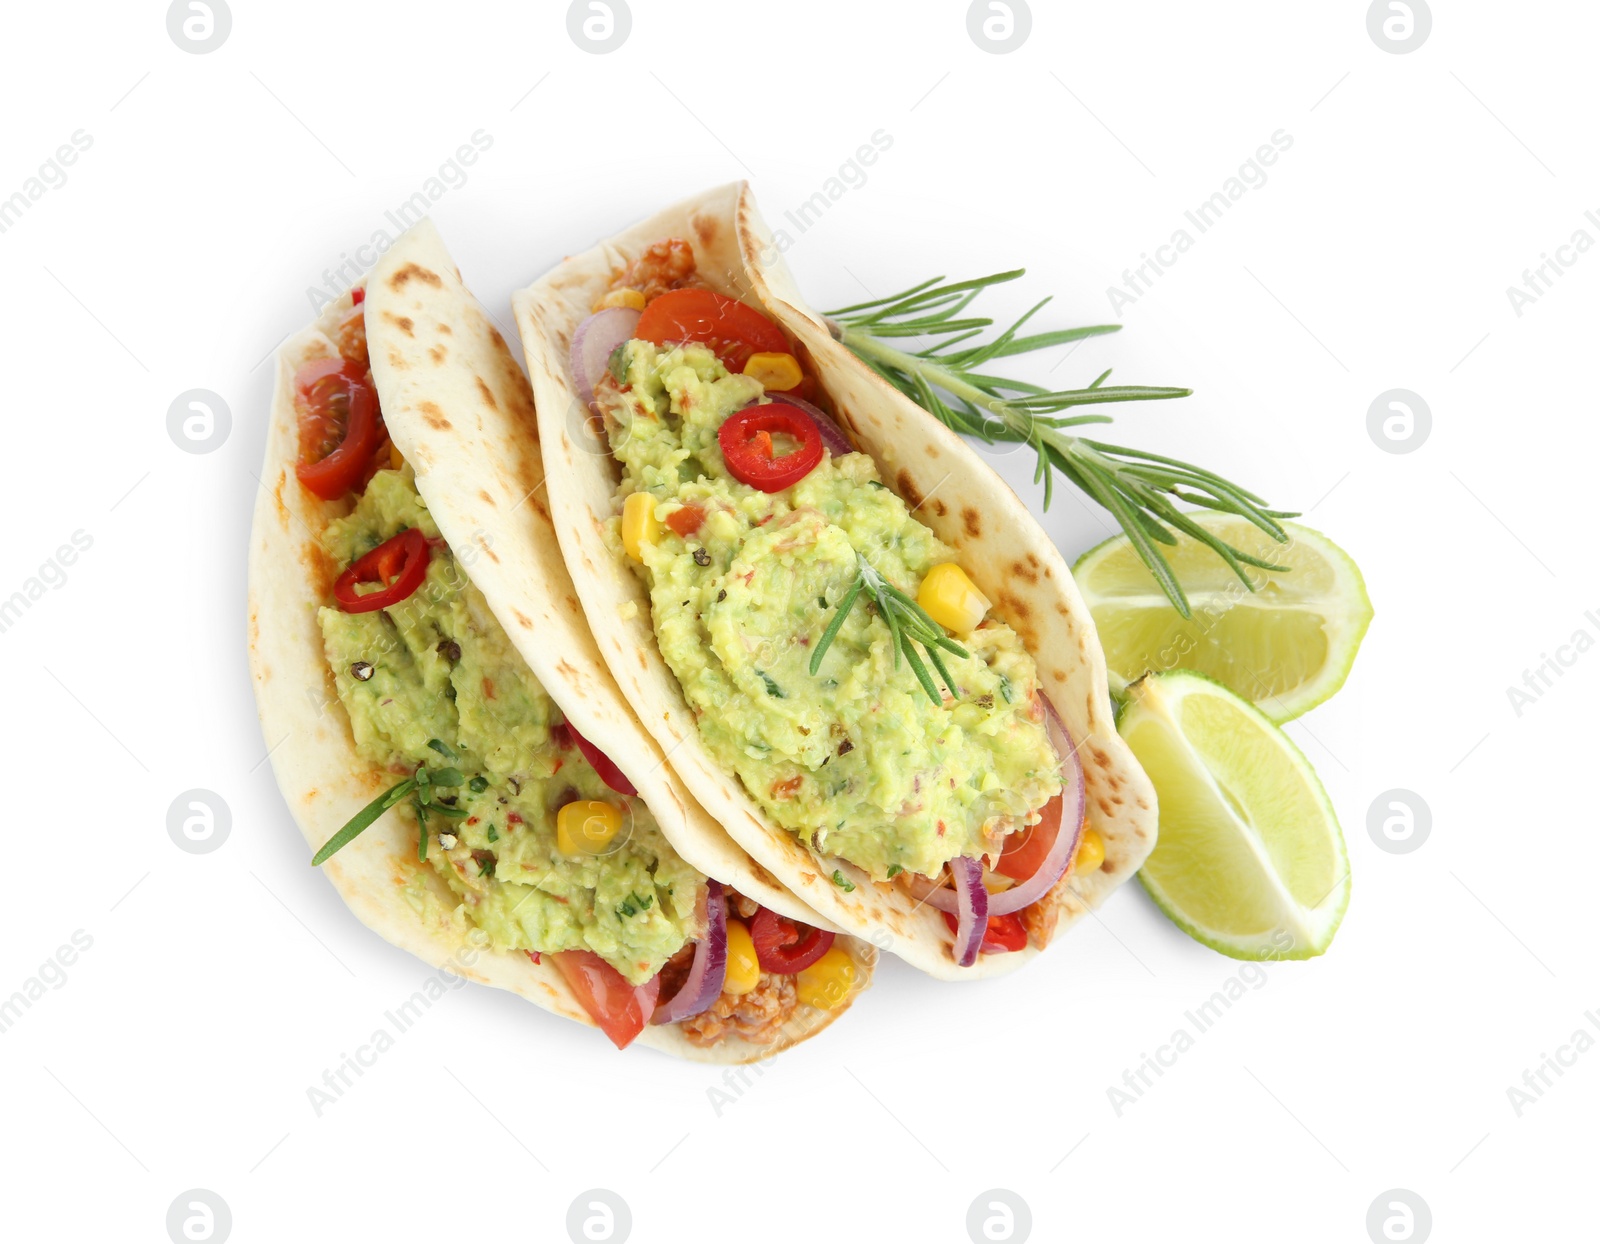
[
  {"left": 607, "top": 342, "right": 629, "bottom": 384},
  {"left": 487, "top": 824, "right": 499, "bottom": 843},
  {"left": 427, "top": 738, "right": 457, "bottom": 760},
  {"left": 716, "top": 589, "right": 727, "bottom": 602},
  {"left": 998, "top": 675, "right": 1014, "bottom": 703},
  {"left": 818, "top": 595, "right": 829, "bottom": 609},
  {"left": 758, "top": 671, "right": 784, "bottom": 698},
  {"left": 693, "top": 548, "right": 711, "bottom": 567},
  {"left": 436, "top": 639, "right": 462, "bottom": 663},
  {"left": 837, "top": 738, "right": 854, "bottom": 756},
  {"left": 868, "top": 480, "right": 887, "bottom": 490},
  {"left": 349, "top": 661, "right": 375, "bottom": 682},
  {"left": 831, "top": 869, "right": 856, "bottom": 892},
  {"left": 617, "top": 892, "right": 655, "bottom": 918},
  {"left": 472, "top": 850, "right": 496, "bottom": 877},
  {"left": 429, "top": 767, "right": 464, "bottom": 787},
  {"left": 469, "top": 775, "right": 489, "bottom": 793},
  {"left": 887, "top": 864, "right": 903, "bottom": 878},
  {"left": 413, "top": 792, "right": 429, "bottom": 861}
]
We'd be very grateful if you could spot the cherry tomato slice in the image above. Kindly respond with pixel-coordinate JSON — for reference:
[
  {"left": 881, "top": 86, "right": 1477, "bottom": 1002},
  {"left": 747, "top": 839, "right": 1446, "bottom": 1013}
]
[
  {"left": 294, "top": 358, "right": 384, "bottom": 500},
  {"left": 561, "top": 717, "right": 638, "bottom": 797},
  {"left": 550, "top": 950, "right": 661, "bottom": 1050},
  {"left": 716, "top": 405, "right": 823, "bottom": 493},
  {"left": 996, "top": 792, "right": 1064, "bottom": 882},
  {"left": 941, "top": 910, "right": 1029, "bottom": 954},
  {"left": 750, "top": 906, "right": 835, "bottom": 974},
  {"left": 333, "top": 528, "right": 431, "bottom": 614},
  {"left": 635, "top": 288, "right": 791, "bottom": 376}
]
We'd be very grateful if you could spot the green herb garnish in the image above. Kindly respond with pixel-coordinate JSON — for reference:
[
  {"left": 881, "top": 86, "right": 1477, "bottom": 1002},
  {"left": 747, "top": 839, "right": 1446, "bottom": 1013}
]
[
  {"left": 486, "top": 824, "right": 499, "bottom": 843},
  {"left": 617, "top": 892, "right": 655, "bottom": 918},
  {"left": 826, "top": 273, "right": 1294, "bottom": 617},
  {"left": 311, "top": 764, "right": 472, "bottom": 868},
  {"left": 831, "top": 869, "right": 856, "bottom": 892},
  {"left": 758, "top": 671, "right": 785, "bottom": 699},
  {"left": 608, "top": 342, "right": 629, "bottom": 384},
  {"left": 998, "top": 674, "right": 1014, "bottom": 704},
  {"left": 886, "top": 864, "right": 903, "bottom": 878},
  {"left": 427, "top": 738, "right": 457, "bottom": 760},
  {"left": 469, "top": 775, "right": 489, "bottom": 793},
  {"left": 811, "top": 555, "right": 965, "bottom": 706}
]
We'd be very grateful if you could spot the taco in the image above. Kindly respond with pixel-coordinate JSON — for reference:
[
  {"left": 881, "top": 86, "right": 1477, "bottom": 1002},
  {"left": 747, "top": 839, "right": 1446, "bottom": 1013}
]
[
  {"left": 513, "top": 184, "right": 1159, "bottom": 979},
  {"left": 247, "top": 219, "right": 872, "bottom": 1060}
]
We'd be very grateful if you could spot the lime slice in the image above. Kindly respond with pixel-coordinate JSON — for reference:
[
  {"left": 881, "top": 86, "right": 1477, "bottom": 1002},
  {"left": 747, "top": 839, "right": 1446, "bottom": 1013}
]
[
  {"left": 1074, "top": 514, "right": 1372, "bottom": 722},
  {"left": 1120, "top": 671, "right": 1349, "bottom": 960}
]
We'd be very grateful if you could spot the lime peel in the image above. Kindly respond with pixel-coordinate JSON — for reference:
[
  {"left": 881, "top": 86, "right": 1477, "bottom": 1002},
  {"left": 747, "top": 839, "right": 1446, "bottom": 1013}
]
[{"left": 1121, "top": 671, "right": 1350, "bottom": 961}]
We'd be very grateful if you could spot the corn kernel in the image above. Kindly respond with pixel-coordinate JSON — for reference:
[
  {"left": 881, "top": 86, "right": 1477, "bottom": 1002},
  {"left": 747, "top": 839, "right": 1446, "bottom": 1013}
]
[
  {"left": 621, "top": 492, "right": 659, "bottom": 562},
  {"left": 723, "top": 920, "right": 761, "bottom": 996},
  {"left": 556, "top": 801, "right": 624, "bottom": 856},
  {"left": 592, "top": 287, "right": 647, "bottom": 313},
  {"left": 917, "top": 562, "right": 991, "bottom": 636},
  {"left": 1073, "top": 826, "right": 1105, "bottom": 875},
  {"left": 795, "top": 945, "right": 855, "bottom": 1010},
  {"left": 742, "top": 351, "right": 803, "bottom": 392}
]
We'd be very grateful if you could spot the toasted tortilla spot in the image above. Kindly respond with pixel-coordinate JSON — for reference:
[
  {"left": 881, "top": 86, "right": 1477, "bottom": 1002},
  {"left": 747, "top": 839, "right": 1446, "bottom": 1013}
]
[
  {"left": 694, "top": 214, "right": 720, "bottom": 247},
  {"left": 475, "top": 376, "right": 499, "bottom": 411},
  {"left": 1091, "top": 747, "right": 1112, "bottom": 770},
  {"left": 387, "top": 348, "right": 408, "bottom": 370},
  {"left": 429, "top": 344, "right": 446, "bottom": 364},
  {"left": 1056, "top": 603, "right": 1070, "bottom": 616},
  {"left": 933, "top": 499, "right": 948, "bottom": 517},
  {"left": 924, "top": 442, "right": 939, "bottom": 458},
  {"left": 436, "top": 322, "right": 452, "bottom": 335},
  {"left": 962, "top": 506, "right": 981, "bottom": 538},
  {"left": 477, "top": 489, "right": 497, "bottom": 507},
  {"left": 482, "top": 545, "right": 500, "bottom": 564},
  {"left": 384, "top": 313, "right": 414, "bottom": 336},
  {"left": 555, "top": 659, "right": 578, "bottom": 680},
  {"left": 389, "top": 262, "right": 442, "bottom": 290},
  {"left": 1012, "top": 560, "right": 1039, "bottom": 585},
  {"left": 565, "top": 595, "right": 579, "bottom": 612},
  {"left": 512, "top": 609, "right": 533, "bottom": 629},
  {"left": 417, "top": 401, "right": 452, "bottom": 431},
  {"left": 997, "top": 591, "right": 1030, "bottom": 620},
  {"left": 894, "top": 469, "right": 924, "bottom": 510},
  {"left": 1051, "top": 668, "right": 1067, "bottom": 682}
]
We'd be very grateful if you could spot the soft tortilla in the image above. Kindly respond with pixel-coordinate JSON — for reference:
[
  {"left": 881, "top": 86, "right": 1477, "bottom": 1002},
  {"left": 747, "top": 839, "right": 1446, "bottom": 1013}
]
[
  {"left": 247, "top": 219, "right": 871, "bottom": 1062},
  {"left": 513, "top": 184, "right": 1158, "bottom": 980}
]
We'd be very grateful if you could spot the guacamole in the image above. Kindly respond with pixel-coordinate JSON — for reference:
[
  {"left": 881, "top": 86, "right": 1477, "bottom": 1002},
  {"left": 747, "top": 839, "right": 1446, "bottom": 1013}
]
[
  {"left": 320, "top": 469, "right": 702, "bottom": 983},
  {"left": 599, "top": 342, "right": 1062, "bottom": 882}
]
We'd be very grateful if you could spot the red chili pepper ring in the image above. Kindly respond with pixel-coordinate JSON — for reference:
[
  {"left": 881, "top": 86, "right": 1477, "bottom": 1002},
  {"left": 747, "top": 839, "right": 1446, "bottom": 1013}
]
[
  {"left": 716, "top": 402, "right": 824, "bottom": 493},
  {"left": 334, "top": 528, "right": 431, "bottom": 613}
]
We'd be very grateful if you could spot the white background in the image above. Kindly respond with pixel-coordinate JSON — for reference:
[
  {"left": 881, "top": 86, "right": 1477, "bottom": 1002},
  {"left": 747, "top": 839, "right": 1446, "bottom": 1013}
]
[{"left": 1, "top": 2, "right": 1592, "bottom": 1241}]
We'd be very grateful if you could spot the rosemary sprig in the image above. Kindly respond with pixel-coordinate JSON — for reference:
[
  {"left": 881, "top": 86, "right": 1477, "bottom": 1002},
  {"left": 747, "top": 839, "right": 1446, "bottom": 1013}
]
[
  {"left": 311, "top": 764, "right": 467, "bottom": 867},
  {"left": 810, "top": 555, "right": 967, "bottom": 705},
  {"left": 826, "top": 272, "right": 1297, "bottom": 618}
]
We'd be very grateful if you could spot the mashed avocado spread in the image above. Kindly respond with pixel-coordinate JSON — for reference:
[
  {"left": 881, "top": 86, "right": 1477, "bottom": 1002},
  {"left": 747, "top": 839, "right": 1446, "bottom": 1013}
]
[
  {"left": 600, "top": 342, "right": 1062, "bottom": 882},
  {"left": 320, "top": 469, "right": 701, "bottom": 983}
]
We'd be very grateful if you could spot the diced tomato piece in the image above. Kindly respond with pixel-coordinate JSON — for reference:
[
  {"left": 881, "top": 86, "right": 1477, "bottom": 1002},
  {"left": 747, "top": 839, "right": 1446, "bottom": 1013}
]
[{"left": 550, "top": 950, "right": 661, "bottom": 1050}]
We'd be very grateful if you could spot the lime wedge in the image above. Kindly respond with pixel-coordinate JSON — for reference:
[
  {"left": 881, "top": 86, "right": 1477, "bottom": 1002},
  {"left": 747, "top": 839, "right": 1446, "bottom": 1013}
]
[
  {"left": 1120, "top": 671, "right": 1349, "bottom": 960},
  {"left": 1074, "top": 515, "right": 1372, "bottom": 722}
]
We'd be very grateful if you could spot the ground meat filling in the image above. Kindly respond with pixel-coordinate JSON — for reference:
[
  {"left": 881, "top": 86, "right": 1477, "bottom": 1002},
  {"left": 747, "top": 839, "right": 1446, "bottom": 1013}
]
[
  {"left": 612, "top": 238, "right": 700, "bottom": 302},
  {"left": 673, "top": 888, "right": 801, "bottom": 1048}
]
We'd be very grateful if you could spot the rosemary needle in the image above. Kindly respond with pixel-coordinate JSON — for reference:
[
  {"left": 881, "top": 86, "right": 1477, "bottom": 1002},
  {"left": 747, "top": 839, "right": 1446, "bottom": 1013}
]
[{"left": 826, "top": 272, "right": 1296, "bottom": 618}]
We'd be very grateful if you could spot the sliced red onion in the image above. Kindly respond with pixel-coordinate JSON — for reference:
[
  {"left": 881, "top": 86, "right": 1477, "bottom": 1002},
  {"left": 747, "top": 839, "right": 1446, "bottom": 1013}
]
[
  {"left": 652, "top": 880, "right": 728, "bottom": 1024},
  {"left": 949, "top": 856, "right": 988, "bottom": 968},
  {"left": 986, "top": 699, "right": 1085, "bottom": 915},
  {"left": 563, "top": 717, "right": 638, "bottom": 797},
  {"left": 569, "top": 307, "right": 642, "bottom": 410},
  {"left": 763, "top": 394, "right": 854, "bottom": 457},
  {"left": 917, "top": 695, "right": 1086, "bottom": 920}
]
